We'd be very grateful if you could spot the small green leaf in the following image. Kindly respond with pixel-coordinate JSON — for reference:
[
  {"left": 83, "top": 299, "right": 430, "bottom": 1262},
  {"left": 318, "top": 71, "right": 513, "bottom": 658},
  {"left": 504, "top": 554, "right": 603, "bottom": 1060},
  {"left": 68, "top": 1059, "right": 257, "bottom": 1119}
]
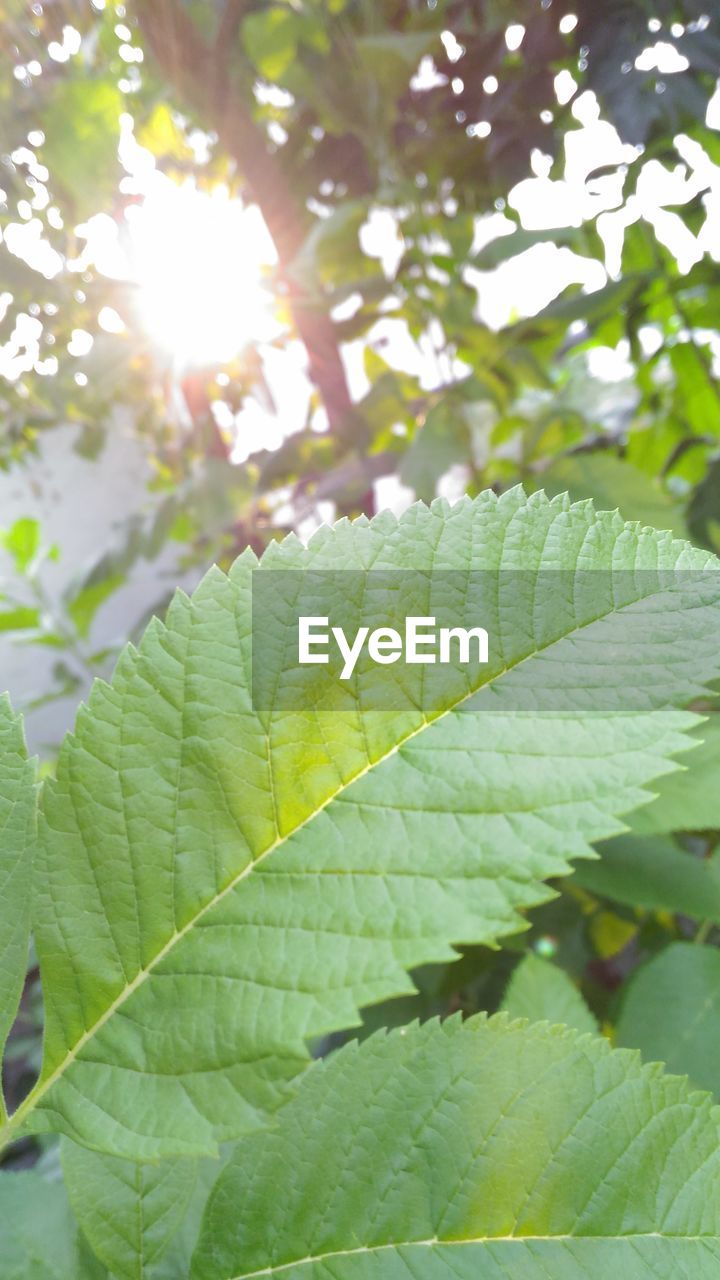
[
  {"left": 473, "top": 226, "right": 581, "bottom": 270},
  {"left": 502, "top": 952, "right": 597, "bottom": 1034},
  {"left": 243, "top": 6, "right": 298, "bottom": 79},
  {"left": 295, "top": 200, "right": 373, "bottom": 288},
  {"left": 399, "top": 400, "right": 471, "bottom": 501},
  {"left": 1, "top": 518, "right": 41, "bottom": 574},
  {"left": 66, "top": 574, "right": 125, "bottom": 639},
  {"left": 616, "top": 943, "right": 720, "bottom": 1098},
  {"left": 574, "top": 834, "right": 720, "bottom": 923},
  {"left": 524, "top": 277, "right": 647, "bottom": 329},
  {"left": 135, "top": 103, "right": 192, "bottom": 164},
  {"left": 243, "top": 7, "right": 327, "bottom": 81},
  {"left": 62, "top": 1141, "right": 201, "bottom": 1280},
  {"left": 0, "top": 607, "right": 41, "bottom": 633}
]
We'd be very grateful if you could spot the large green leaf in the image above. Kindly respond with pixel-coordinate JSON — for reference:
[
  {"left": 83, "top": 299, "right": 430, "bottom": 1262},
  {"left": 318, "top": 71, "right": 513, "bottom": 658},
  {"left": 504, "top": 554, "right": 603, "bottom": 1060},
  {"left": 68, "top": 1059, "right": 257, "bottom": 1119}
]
[
  {"left": 4, "top": 489, "right": 720, "bottom": 1160},
  {"left": 192, "top": 1016, "right": 720, "bottom": 1280},
  {"left": 501, "top": 952, "right": 597, "bottom": 1034},
  {"left": 0, "top": 695, "right": 36, "bottom": 1120},
  {"left": 616, "top": 942, "right": 720, "bottom": 1098}
]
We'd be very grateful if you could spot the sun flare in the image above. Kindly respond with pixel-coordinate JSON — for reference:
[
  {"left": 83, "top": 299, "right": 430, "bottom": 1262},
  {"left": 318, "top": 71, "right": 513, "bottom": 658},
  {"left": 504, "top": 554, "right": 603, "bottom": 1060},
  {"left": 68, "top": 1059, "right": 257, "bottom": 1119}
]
[{"left": 126, "top": 177, "right": 280, "bottom": 367}]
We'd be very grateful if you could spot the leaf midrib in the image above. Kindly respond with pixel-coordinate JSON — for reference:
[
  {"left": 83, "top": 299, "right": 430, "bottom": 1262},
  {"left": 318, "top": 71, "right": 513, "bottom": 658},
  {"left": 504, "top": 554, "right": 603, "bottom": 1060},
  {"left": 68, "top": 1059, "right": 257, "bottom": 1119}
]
[
  {"left": 2, "top": 692, "right": 443, "bottom": 1147},
  {"left": 224, "top": 1231, "right": 718, "bottom": 1280},
  {"left": 1, "top": 574, "right": 703, "bottom": 1148}
]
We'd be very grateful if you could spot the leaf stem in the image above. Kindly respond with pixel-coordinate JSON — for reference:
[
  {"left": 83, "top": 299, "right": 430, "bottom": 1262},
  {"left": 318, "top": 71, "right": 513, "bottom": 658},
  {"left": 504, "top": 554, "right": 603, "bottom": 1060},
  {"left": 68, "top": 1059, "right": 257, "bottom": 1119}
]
[{"left": 694, "top": 918, "right": 713, "bottom": 946}]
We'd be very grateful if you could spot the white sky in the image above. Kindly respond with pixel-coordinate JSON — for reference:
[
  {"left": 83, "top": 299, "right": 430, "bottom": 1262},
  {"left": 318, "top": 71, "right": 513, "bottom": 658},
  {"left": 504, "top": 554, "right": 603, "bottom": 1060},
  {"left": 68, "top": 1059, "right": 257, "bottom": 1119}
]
[{"left": 2, "top": 19, "right": 720, "bottom": 525}]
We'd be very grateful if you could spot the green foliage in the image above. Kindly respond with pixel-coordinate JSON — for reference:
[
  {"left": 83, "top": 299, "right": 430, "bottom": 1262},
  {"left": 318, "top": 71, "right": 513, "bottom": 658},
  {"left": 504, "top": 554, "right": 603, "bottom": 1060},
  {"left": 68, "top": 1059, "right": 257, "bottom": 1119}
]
[
  {"left": 400, "top": 400, "right": 474, "bottom": 503},
  {"left": 41, "top": 79, "right": 123, "bottom": 220},
  {"left": 0, "top": 695, "right": 35, "bottom": 1115},
  {"left": 3, "top": 0, "right": 720, "bottom": 565},
  {"left": 502, "top": 952, "right": 597, "bottom": 1034},
  {"left": 535, "top": 456, "right": 689, "bottom": 543},
  {"left": 0, "top": 489, "right": 713, "bottom": 1161},
  {"left": 616, "top": 943, "right": 720, "bottom": 1098},
  {"left": 66, "top": 574, "right": 125, "bottom": 640},
  {"left": 0, "top": 490, "right": 717, "bottom": 1271},
  {"left": 0, "top": 1170, "right": 105, "bottom": 1279},
  {"left": 1, "top": 519, "right": 42, "bottom": 575},
  {"left": 61, "top": 1140, "right": 205, "bottom": 1280},
  {"left": 627, "top": 718, "right": 720, "bottom": 835},
  {"left": 3, "top": 0, "right": 720, "bottom": 1271},
  {"left": 193, "top": 1016, "right": 720, "bottom": 1280},
  {"left": 574, "top": 834, "right": 720, "bottom": 925}
]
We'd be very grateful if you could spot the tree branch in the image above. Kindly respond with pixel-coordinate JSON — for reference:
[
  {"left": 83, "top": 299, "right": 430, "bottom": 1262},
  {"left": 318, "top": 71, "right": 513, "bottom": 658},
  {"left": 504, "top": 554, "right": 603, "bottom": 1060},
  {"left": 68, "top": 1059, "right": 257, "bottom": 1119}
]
[
  {"left": 134, "top": 0, "right": 355, "bottom": 438},
  {"left": 214, "top": 0, "right": 248, "bottom": 55}
]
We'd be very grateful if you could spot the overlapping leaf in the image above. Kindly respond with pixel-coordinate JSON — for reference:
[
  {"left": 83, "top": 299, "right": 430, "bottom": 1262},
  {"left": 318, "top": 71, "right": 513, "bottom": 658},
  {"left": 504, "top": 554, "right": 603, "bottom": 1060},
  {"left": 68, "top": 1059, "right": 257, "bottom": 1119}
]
[
  {"left": 4, "top": 489, "right": 720, "bottom": 1160},
  {"left": 0, "top": 1170, "right": 105, "bottom": 1280},
  {"left": 193, "top": 1016, "right": 720, "bottom": 1280},
  {"left": 617, "top": 942, "right": 720, "bottom": 1099},
  {"left": 627, "top": 717, "right": 720, "bottom": 835},
  {"left": 501, "top": 952, "right": 597, "bottom": 1034},
  {"left": 575, "top": 833, "right": 720, "bottom": 922},
  {"left": 62, "top": 1140, "right": 218, "bottom": 1280},
  {"left": 0, "top": 694, "right": 36, "bottom": 1119}
]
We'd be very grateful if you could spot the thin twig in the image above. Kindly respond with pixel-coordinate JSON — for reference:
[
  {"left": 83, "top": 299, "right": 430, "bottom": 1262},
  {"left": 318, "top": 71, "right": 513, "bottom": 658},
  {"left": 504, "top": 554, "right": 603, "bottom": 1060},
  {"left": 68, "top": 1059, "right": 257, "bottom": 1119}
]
[{"left": 214, "top": 0, "right": 248, "bottom": 54}]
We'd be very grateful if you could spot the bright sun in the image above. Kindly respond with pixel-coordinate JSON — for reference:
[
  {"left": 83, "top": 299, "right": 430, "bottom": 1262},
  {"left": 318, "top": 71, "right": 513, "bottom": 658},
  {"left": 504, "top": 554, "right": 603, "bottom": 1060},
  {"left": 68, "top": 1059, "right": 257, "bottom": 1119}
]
[{"left": 125, "top": 176, "right": 280, "bottom": 368}]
